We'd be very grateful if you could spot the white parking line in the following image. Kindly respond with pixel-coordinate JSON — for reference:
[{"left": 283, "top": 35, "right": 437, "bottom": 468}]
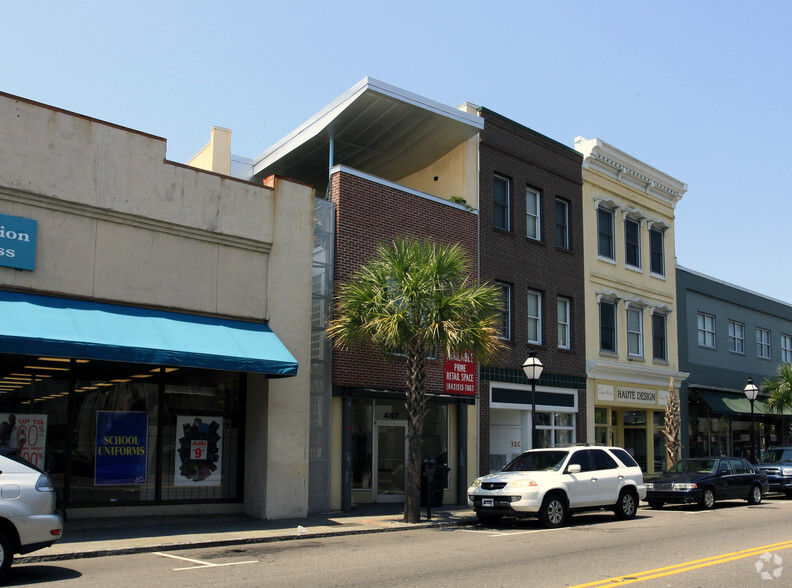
[
  {"left": 154, "top": 551, "right": 259, "bottom": 571},
  {"left": 460, "top": 527, "right": 564, "bottom": 537}
]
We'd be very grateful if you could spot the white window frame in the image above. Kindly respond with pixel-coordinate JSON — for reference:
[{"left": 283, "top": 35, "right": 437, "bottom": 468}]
[
  {"left": 627, "top": 307, "right": 643, "bottom": 357},
  {"left": 652, "top": 313, "right": 667, "bottom": 361},
  {"left": 728, "top": 320, "right": 745, "bottom": 354},
  {"left": 624, "top": 217, "right": 641, "bottom": 269},
  {"left": 494, "top": 175, "right": 511, "bottom": 231},
  {"left": 600, "top": 299, "right": 617, "bottom": 353},
  {"left": 557, "top": 297, "right": 571, "bottom": 350},
  {"left": 650, "top": 227, "right": 665, "bottom": 276},
  {"left": 757, "top": 327, "right": 771, "bottom": 359},
  {"left": 782, "top": 334, "right": 792, "bottom": 363},
  {"left": 597, "top": 207, "right": 615, "bottom": 261},
  {"left": 555, "top": 198, "right": 569, "bottom": 249},
  {"left": 697, "top": 312, "right": 716, "bottom": 348},
  {"left": 526, "top": 187, "right": 541, "bottom": 240},
  {"left": 527, "top": 290, "right": 542, "bottom": 345},
  {"left": 496, "top": 282, "right": 512, "bottom": 340}
]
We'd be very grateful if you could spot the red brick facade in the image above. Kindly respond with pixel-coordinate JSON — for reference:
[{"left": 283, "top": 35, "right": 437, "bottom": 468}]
[{"left": 331, "top": 169, "right": 478, "bottom": 393}]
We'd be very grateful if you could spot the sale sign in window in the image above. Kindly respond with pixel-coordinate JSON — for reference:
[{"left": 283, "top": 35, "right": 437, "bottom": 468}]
[{"left": 175, "top": 415, "right": 223, "bottom": 486}]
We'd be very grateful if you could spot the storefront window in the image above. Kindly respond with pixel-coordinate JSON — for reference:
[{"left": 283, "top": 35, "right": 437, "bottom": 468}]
[
  {"left": 351, "top": 401, "right": 373, "bottom": 490},
  {"left": 536, "top": 412, "right": 575, "bottom": 447}
]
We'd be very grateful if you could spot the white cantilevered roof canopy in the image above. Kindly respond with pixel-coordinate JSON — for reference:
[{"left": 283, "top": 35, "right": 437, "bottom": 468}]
[{"left": 251, "top": 77, "right": 483, "bottom": 194}]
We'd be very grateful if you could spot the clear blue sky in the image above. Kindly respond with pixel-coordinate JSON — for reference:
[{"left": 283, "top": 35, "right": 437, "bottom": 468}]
[{"left": 5, "top": 1, "right": 791, "bottom": 302}]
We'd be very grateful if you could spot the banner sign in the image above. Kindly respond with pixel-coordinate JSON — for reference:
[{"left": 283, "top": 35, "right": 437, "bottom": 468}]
[
  {"left": 175, "top": 415, "right": 222, "bottom": 486},
  {"left": 95, "top": 411, "right": 148, "bottom": 486},
  {"left": 0, "top": 413, "right": 47, "bottom": 468},
  {"left": 444, "top": 351, "right": 476, "bottom": 396},
  {"left": 0, "top": 212, "right": 37, "bottom": 271}
]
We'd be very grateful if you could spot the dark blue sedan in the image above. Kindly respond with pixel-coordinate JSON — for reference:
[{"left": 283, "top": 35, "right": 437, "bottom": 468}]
[{"left": 644, "top": 457, "right": 768, "bottom": 510}]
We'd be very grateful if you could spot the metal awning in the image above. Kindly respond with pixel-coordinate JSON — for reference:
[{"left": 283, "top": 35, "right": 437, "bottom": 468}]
[
  {"left": 0, "top": 291, "right": 298, "bottom": 376},
  {"left": 696, "top": 389, "right": 770, "bottom": 415}
]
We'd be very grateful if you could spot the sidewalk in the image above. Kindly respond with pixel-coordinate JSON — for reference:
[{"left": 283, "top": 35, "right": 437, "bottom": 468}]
[{"left": 16, "top": 504, "right": 478, "bottom": 564}]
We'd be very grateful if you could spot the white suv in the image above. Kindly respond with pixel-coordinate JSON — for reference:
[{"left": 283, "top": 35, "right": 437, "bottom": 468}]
[
  {"left": 468, "top": 445, "right": 646, "bottom": 528},
  {"left": 0, "top": 450, "right": 63, "bottom": 575}
]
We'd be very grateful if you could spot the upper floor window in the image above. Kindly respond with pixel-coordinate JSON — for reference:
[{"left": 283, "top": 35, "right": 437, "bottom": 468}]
[
  {"left": 624, "top": 218, "right": 641, "bottom": 268},
  {"left": 600, "top": 300, "right": 617, "bottom": 353},
  {"left": 557, "top": 297, "right": 571, "bottom": 349},
  {"left": 697, "top": 312, "right": 716, "bottom": 348},
  {"left": 526, "top": 188, "right": 541, "bottom": 240},
  {"left": 527, "top": 290, "right": 542, "bottom": 345},
  {"left": 597, "top": 208, "right": 615, "bottom": 260},
  {"left": 757, "top": 327, "right": 771, "bottom": 359},
  {"left": 650, "top": 227, "right": 665, "bottom": 276},
  {"left": 494, "top": 175, "right": 511, "bottom": 231},
  {"left": 496, "top": 282, "right": 512, "bottom": 340},
  {"left": 627, "top": 307, "right": 643, "bottom": 357},
  {"left": 728, "top": 320, "right": 745, "bottom": 354},
  {"left": 782, "top": 334, "right": 792, "bottom": 363},
  {"left": 652, "top": 313, "right": 667, "bottom": 361},
  {"left": 555, "top": 199, "right": 569, "bottom": 249}
]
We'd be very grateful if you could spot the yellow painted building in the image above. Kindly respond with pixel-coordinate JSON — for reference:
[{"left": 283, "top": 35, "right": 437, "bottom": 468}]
[{"left": 575, "top": 138, "right": 689, "bottom": 473}]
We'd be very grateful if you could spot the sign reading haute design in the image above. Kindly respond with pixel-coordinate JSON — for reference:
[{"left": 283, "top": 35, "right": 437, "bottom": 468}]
[
  {"left": 444, "top": 351, "right": 476, "bottom": 396},
  {"left": 0, "top": 213, "right": 37, "bottom": 271}
]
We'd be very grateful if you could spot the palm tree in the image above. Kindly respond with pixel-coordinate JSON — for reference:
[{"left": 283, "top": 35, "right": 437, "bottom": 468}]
[
  {"left": 763, "top": 363, "right": 792, "bottom": 446},
  {"left": 327, "top": 238, "right": 504, "bottom": 523}
]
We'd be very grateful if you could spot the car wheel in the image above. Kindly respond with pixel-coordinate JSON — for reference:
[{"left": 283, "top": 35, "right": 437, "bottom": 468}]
[
  {"left": 699, "top": 488, "right": 716, "bottom": 510},
  {"left": 748, "top": 484, "right": 763, "bottom": 505},
  {"left": 648, "top": 499, "right": 664, "bottom": 510},
  {"left": 614, "top": 488, "right": 638, "bottom": 520},
  {"left": 476, "top": 513, "right": 503, "bottom": 526},
  {"left": 538, "top": 493, "right": 567, "bottom": 528},
  {"left": 0, "top": 529, "right": 14, "bottom": 577}
]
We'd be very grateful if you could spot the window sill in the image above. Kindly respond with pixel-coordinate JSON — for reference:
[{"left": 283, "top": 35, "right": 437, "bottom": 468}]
[{"left": 627, "top": 356, "right": 645, "bottom": 363}]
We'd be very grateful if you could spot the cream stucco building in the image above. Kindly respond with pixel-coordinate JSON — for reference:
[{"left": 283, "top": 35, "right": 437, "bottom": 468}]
[{"left": 575, "top": 137, "right": 689, "bottom": 472}]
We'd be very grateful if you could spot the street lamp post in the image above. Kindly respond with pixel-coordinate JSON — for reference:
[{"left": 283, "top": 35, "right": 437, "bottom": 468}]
[
  {"left": 744, "top": 377, "right": 759, "bottom": 463},
  {"left": 522, "top": 352, "right": 544, "bottom": 449}
]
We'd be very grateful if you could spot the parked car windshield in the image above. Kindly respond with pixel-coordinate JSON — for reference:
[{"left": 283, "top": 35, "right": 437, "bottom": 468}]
[
  {"left": 667, "top": 459, "right": 716, "bottom": 474},
  {"left": 503, "top": 450, "right": 568, "bottom": 472},
  {"left": 762, "top": 448, "right": 792, "bottom": 463}
]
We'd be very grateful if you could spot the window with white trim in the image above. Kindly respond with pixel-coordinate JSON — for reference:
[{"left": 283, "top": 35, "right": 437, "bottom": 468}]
[
  {"left": 650, "top": 227, "right": 665, "bottom": 275},
  {"left": 527, "top": 290, "right": 542, "bottom": 344},
  {"left": 652, "top": 313, "right": 667, "bottom": 361},
  {"left": 782, "top": 335, "right": 792, "bottom": 362},
  {"left": 757, "top": 327, "right": 771, "bottom": 359},
  {"left": 624, "top": 217, "right": 641, "bottom": 268},
  {"left": 627, "top": 307, "right": 643, "bottom": 357},
  {"left": 728, "top": 320, "right": 745, "bottom": 354},
  {"left": 496, "top": 282, "right": 512, "bottom": 340},
  {"left": 555, "top": 198, "right": 569, "bottom": 249},
  {"left": 494, "top": 175, "right": 511, "bottom": 231},
  {"left": 526, "top": 187, "right": 541, "bottom": 240},
  {"left": 697, "top": 312, "right": 716, "bottom": 348},
  {"left": 535, "top": 412, "right": 575, "bottom": 448},
  {"left": 597, "top": 208, "right": 615, "bottom": 260},
  {"left": 557, "top": 297, "right": 571, "bottom": 349},
  {"left": 600, "top": 300, "right": 617, "bottom": 353}
]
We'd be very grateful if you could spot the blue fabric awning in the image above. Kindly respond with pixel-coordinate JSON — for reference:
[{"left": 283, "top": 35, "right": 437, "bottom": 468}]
[{"left": 0, "top": 291, "right": 298, "bottom": 376}]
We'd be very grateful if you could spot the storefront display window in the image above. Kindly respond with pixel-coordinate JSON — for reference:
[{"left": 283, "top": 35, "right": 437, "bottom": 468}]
[{"left": 535, "top": 412, "right": 575, "bottom": 447}]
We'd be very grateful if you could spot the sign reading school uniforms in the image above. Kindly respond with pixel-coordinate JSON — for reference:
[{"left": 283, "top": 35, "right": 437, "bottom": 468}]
[
  {"left": 94, "top": 411, "right": 148, "bottom": 486},
  {"left": 0, "top": 213, "right": 37, "bottom": 271}
]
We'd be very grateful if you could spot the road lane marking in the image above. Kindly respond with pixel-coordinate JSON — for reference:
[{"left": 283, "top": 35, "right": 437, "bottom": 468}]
[
  {"left": 460, "top": 527, "right": 564, "bottom": 537},
  {"left": 154, "top": 551, "right": 259, "bottom": 571},
  {"left": 568, "top": 539, "right": 792, "bottom": 586}
]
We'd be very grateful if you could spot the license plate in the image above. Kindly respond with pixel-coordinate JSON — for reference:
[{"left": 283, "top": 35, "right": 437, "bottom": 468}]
[{"left": 482, "top": 498, "right": 494, "bottom": 507}]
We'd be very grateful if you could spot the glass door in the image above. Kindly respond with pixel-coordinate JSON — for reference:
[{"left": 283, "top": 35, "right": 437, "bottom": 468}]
[{"left": 373, "top": 421, "right": 407, "bottom": 502}]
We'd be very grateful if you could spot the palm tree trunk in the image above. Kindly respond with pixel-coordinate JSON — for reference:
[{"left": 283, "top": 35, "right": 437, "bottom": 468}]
[{"left": 404, "top": 341, "right": 426, "bottom": 523}]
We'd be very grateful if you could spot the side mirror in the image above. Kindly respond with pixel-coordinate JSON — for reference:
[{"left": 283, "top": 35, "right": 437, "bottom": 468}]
[{"left": 567, "top": 464, "right": 582, "bottom": 474}]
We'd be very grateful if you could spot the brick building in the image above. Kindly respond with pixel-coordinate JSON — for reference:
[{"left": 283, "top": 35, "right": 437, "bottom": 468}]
[{"left": 472, "top": 107, "right": 588, "bottom": 474}]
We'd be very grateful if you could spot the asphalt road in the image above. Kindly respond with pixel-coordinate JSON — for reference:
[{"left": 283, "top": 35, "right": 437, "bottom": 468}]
[{"left": 10, "top": 496, "right": 792, "bottom": 586}]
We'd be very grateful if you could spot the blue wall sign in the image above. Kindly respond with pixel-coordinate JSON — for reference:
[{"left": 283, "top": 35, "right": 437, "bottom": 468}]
[
  {"left": 95, "top": 411, "right": 148, "bottom": 486},
  {"left": 0, "top": 213, "right": 37, "bottom": 271}
]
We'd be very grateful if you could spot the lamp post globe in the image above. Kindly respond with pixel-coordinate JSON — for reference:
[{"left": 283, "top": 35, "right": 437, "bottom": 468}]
[
  {"left": 744, "top": 377, "right": 759, "bottom": 463},
  {"left": 522, "top": 353, "right": 544, "bottom": 449}
]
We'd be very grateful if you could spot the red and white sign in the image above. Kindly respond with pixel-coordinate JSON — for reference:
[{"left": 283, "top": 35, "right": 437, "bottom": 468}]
[
  {"left": 191, "top": 439, "right": 208, "bottom": 460},
  {"left": 444, "top": 352, "right": 476, "bottom": 396}
]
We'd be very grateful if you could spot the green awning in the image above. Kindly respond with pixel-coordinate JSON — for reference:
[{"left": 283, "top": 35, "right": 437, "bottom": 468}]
[
  {"left": 0, "top": 290, "right": 298, "bottom": 376},
  {"left": 697, "top": 389, "right": 766, "bottom": 415}
]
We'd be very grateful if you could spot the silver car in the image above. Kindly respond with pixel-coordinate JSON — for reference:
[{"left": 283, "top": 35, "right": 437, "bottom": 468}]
[{"left": 0, "top": 450, "right": 63, "bottom": 575}]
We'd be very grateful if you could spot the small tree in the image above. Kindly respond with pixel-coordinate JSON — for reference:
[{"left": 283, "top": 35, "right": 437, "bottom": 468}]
[
  {"left": 763, "top": 363, "right": 792, "bottom": 446},
  {"left": 663, "top": 378, "right": 681, "bottom": 470},
  {"left": 327, "top": 238, "right": 504, "bottom": 523}
]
